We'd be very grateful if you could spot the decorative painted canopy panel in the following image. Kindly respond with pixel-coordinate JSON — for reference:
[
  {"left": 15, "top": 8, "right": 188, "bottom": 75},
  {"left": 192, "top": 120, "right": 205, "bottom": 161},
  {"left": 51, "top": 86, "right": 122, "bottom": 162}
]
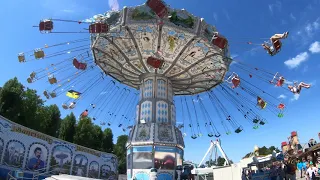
[{"left": 92, "top": 4, "right": 232, "bottom": 95}]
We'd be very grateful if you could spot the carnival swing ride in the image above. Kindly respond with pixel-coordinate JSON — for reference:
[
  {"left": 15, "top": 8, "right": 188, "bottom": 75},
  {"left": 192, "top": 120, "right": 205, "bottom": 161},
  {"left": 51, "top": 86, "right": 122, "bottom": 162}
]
[{"left": 18, "top": 0, "right": 311, "bottom": 140}]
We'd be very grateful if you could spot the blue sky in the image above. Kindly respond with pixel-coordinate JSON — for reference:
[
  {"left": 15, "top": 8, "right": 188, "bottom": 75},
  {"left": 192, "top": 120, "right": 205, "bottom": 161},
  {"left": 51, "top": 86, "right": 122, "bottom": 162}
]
[{"left": 1, "top": 0, "right": 320, "bottom": 163}]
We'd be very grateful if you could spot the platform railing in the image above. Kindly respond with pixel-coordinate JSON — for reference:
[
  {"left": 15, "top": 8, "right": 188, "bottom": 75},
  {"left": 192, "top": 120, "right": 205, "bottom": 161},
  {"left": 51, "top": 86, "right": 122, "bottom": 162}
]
[
  {"left": 32, "top": 164, "right": 72, "bottom": 180},
  {"left": 6, "top": 164, "right": 71, "bottom": 180}
]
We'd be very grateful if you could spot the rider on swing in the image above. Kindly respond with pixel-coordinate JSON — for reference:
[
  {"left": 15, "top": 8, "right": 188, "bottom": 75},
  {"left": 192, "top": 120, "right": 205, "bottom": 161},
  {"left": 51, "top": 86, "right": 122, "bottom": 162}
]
[
  {"left": 262, "top": 32, "right": 289, "bottom": 56},
  {"left": 277, "top": 76, "right": 285, "bottom": 87},
  {"left": 288, "top": 82, "right": 311, "bottom": 94}
]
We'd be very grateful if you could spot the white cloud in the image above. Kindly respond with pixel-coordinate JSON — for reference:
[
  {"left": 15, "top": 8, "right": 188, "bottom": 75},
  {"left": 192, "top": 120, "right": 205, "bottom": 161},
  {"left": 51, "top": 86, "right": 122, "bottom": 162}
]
[
  {"left": 290, "top": 13, "right": 296, "bottom": 21},
  {"left": 231, "top": 54, "right": 238, "bottom": 58},
  {"left": 213, "top": 13, "right": 218, "bottom": 22},
  {"left": 290, "top": 94, "right": 300, "bottom": 101},
  {"left": 108, "top": 0, "right": 119, "bottom": 11},
  {"left": 223, "top": 9, "right": 231, "bottom": 21},
  {"left": 305, "top": 18, "right": 320, "bottom": 37},
  {"left": 302, "top": 65, "right": 309, "bottom": 73},
  {"left": 278, "top": 94, "right": 287, "bottom": 99},
  {"left": 61, "top": 9, "right": 75, "bottom": 13},
  {"left": 284, "top": 52, "right": 309, "bottom": 69},
  {"left": 309, "top": 41, "right": 320, "bottom": 53},
  {"left": 268, "top": 2, "right": 282, "bottom": 15}
]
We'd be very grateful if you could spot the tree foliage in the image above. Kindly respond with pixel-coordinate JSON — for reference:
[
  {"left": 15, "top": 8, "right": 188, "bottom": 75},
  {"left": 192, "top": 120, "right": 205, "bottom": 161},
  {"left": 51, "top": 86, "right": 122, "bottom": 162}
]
[
  {"left": 205, "top": 156, "right": 231, "bottom": 167},
  {"left": 102, "top": 128, "right": 114, "bottom": 153},
  {"left": 242, "top": 146, "right": 281, "bottom": 159},
  {"left": 0, "top": 78, "right": 122, "bottom": 172},
  {"left": 114, "top": 135, "right": 128, "bottom": 174},
  {"left": 59, "top": 112, "right": 76, "bottom": 142}
]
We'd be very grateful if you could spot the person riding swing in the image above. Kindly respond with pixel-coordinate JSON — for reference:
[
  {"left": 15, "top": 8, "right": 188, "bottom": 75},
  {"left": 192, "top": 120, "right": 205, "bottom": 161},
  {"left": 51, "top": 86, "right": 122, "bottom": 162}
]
[
  {"left": 288, "top": 82, "right": 311, "bottom": 94},
  {"left": 262, "top": 32, "right": 289, "bottom": 56}
]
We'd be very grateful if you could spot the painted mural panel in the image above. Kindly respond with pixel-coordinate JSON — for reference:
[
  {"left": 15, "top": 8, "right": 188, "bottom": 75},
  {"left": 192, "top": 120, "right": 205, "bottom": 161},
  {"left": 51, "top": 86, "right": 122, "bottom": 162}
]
[
  {"left": 176, "top": 148, "right": 183, "bottom": 166},
  {"left": 127, "top": 148, "right": 132, "bottom": 179},
  {"left": 25, "top": 143, "right": 49, "bottom": 172},
  {"left": 154, "top": 146, "right": 175, "bottom": 170},
  {"left": 88, "top": 161, "right": 99, "bottom": 178},
  {"left": 3, "top": 140, "right": 25, "bottom": 168},
  {"left": 72, "top": 154, "right": 88, "bottom": 176},
  {"left": 132, "top": 146, "right": 153, "bottom": 169},
  {"left": 0, "top": 115, "right": 118, "bottom": 180},
  {"left": 100, "top": 164, "right": 115, "bottom": 179},
  {"left": 0, "top": 138, "right": 3, "bottom": 161},
  {"left": 50, "top": 145, "right": 72, "bottom": 174}
]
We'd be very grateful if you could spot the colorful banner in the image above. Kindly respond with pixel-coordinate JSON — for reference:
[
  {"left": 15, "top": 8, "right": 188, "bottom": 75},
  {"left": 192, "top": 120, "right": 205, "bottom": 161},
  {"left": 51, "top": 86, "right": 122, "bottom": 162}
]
[
  {"left": 154, "top": 146, "right": 175, "bottom": 170},
  {"left": 132, "top": 146, "right": 153, "bottom": 169}
]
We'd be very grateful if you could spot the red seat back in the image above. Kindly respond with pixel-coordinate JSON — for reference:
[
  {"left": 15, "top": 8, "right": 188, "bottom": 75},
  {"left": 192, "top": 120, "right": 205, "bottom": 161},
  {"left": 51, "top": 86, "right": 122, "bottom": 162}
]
[
  {"left": 89, "top": 23, "right": 109, "bottom": 33},
  {"left": 78, "top": 63, "right": 87, "bottom": 70},
  {"left": 39, "top": 21, "right": 53, "bottom": 31},
  {"left": 73, "top": 58, "right": 80, "bottom": 69},
  {"left": 272, "top": 40, "right": 282, "bottom": 51},
  {"left": 231, "top": 78, "right": 240, "bottom": 88},
  {"left": 147, "top": 57, "right": 164, "bottom": 69},
  {"left": 146, "top": 0, "right": 167, "bottom": 18},
  {"left": 211, "top": 35, "right": 228, "bottom": 49}
]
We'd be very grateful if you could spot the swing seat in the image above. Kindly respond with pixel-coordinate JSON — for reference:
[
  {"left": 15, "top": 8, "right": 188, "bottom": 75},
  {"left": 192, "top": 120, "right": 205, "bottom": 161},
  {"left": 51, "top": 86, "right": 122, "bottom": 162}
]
[
  {"left": 43, "top": 91, "right": 50, "bottom": 99},
  {"left": 211, "top": 34, "right": 228, "bottom": 49},
  {"left": 73, "top": 58, "right": 87, "bottom": 70},
  {"left": 118, "top": 124, "right": 122, "bottom": 127},
  {"left": 258, "top": 101, "right": 267, "bottom": 109},
  {"left": 276, "top": 79, "right": 285, "bottom": 87},
  {"left": 69, "top": 103, "right": 75, "bottom": 109},
  {"left": 235, "top": 127, "right": 243, "bottom": 133},
  {"left": 272, "top": 39, "right": 282, "bottom": 52},
  {"left": 259, "top": 121, "right": 265, "bottom": 125},
  {"left": 100, "top": 122, "right": 106, "bottom": 126},
  {"left": 122, "top": 128, "right": 126, "bottom": 132},
  {"left": 253, "top": 125, "right": 259, "bottom": 129},
  {"left": 108, "top": 123, "right": 111, "bottom": 126},
  {"left": 198, "top": 133, "right": 202, "bottom": 137},
  {"left": 281, "top": 142, "right": 287, "bottom": 147},
  {"left": 18, "top": 53, "right": 25, "bottom": 62},
  {"left": 191, "top": 135, "right": 197, "bottom": 139},
  {"left": 39, "top": 20, "right": 53, "bottom": 33},
  {"left": 89, "top": 23, "right": 109, "bottom": 33},
  {"left": 231, "top": 77, "right": 240, "bottom": 88},
  {"left": 208, "top": 133, "right": 214, "bottom": 137},
  {"left": 147, "top": 56, "right": 164, "bottom": 69},
  {"left": 278, "top": 113, "right": 284, "bottom": 118},
  {"left": 291, "top": 131, "right": 297, "bottom": 137},
  {"left": 50, "top": 92, "right": 57, "bottom": 98},
  {"left": 252, "top": 119, "right": 259, "bottom": 124},
  {"left": 226, "top": 132, "right": 231, "bottom": 135},
  {"left": 27, "top": 78, "right": 33, "bottom": 84},
  {"left": 215, "top": 133, "right": 221, "bottom": 138},
  {"left": 93, "top": 117, "right": 96, "bottom": 121},
  {"left": 62, "top": 104, "right": 68, "bottom": 110},
  {"left": 278, "top": 103, "right": 285, "bottom": 110},
  {"left": 30, "top": 72, "right": 36, "bottom": 79},
  {"left": 34, "top": 49, "right": 45, "bottom": 59},
  {"left": 81, "top": 110, "right": 88, "bottom": 117},
  {"left": 49, "top": 77, "right": 57, "bottom": 84},
  {"left": 146, "top": 0, "right": 168, "bottom": 19}
]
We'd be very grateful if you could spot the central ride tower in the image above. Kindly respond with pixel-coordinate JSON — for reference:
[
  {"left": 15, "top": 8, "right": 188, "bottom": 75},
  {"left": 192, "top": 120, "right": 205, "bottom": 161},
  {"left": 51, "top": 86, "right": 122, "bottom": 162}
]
[{"left": 91, "top": 1, "right": 231, "bottom": 179}]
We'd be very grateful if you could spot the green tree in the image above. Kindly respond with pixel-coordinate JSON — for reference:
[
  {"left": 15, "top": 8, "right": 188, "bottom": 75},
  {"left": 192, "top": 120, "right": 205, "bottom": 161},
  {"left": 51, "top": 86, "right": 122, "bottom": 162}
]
[
  {"left": 217, "top": 156, "right": 226, "bottom": 166},
  {"left": 73, "top": 117, "right": 94, "bottom": 148},
  {"left": 0, "top": 77, "right": 26, "bottom": 125},
  {"left": 23, "top": 88, "right": 44, "bottom": 131},
  {"left": 114, "top": 135, "right": 128, "bottom": 174},
  {"left": 39, "top": 105, "right": 61, "bottom": 137},
  {"left": 59, "top": 112, "right": 76, "bottom": 142},
  {"left": 101, "top": 128, "right": 114, "bottom": 153},
  {"left": 91, "top": 125, "right": 103, "bottom": 150}
]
